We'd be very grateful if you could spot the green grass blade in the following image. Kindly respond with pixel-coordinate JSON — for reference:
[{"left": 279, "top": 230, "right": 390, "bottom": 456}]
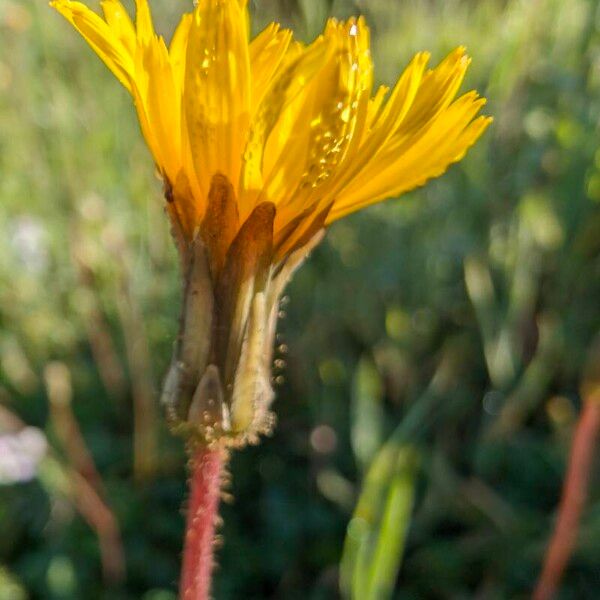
[
  {"left": 350, "top": 356, "right": 385, "bottom": 472},
  {"left": 340, "top": 439, "right": 420, "bottom": 600}
]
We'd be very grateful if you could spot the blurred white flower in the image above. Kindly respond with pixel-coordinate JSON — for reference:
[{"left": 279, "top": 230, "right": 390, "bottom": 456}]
[
  {"left": 10, "top": 216, "right": 48, "bottom": 273},
  {"left": 0, "top": 426, "right": 47, "bottom": 484}
]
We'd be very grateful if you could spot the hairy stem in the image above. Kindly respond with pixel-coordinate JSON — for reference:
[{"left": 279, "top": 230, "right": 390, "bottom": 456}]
[
  {"left": 180, "top": 445, "right": 227, "bottom": 600},
  {"left": 533, "top": 399, "right": 600, "bottom": 600}
]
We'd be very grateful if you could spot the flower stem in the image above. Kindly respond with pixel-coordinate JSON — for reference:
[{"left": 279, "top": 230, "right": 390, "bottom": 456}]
[
  {"left": 180, "top": 445, "right": 227, "bottom": 600},
  {"left": 533, "top": 399, "right": 600, "bottom": 600}
]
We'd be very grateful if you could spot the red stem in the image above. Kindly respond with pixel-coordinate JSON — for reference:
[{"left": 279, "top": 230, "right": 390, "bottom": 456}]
[
  {"left": 533, "top": 400, "right": 600, "bottom": 600},
  {"left": 180, "top": 445, "right": 227, "bottom": 600}
]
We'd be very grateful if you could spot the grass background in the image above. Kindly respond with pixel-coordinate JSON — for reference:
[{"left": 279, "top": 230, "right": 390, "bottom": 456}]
[{"left": 1, "top": 0, "right": 600, "bottom": 598}]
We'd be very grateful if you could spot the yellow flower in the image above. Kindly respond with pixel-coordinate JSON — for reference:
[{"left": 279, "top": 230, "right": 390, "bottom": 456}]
[{"left": 52, "top": 0, "right": 491, "bottom": 446}]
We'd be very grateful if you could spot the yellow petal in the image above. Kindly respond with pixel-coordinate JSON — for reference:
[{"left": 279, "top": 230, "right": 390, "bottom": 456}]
[
  {"left": 168, "top": 13, "right": 201, "bottom": 212},
  {"left": 184, "top": 0, "right": 251, "bottom": 198},
  {"left": 329, "top": 93, "right": 492, "bottom": 221},
  {"left": 100, "top": 0, "right": 135, "bottom": 55},
  {"left": 260, "top": 18, "right": 373, "bottom": 232},
  {"left": 399, "top": 47, "right": 471, "bottom": 135},
  {"left": 134, "top": 0, "right": 154, "bottom": 45},
  {"left": 324, "top": 48, "right": 490, "bottom": 222},
  {"left": 51, "top": 0, "right": 134, "bottom": 92},
  {"left": 240, "top": 32, "right": 325, "bottom": 215},
  {"left": 249, "top": 23, "right": 293, "bottom": 115},
  {"left": 139, "top": 39, "right": 182, "bottom": 181},
  {"left": 327, "top": 51, "right": 429, "bottom": 197},
  {"left": 169, "top": 12, "right": 193, "bottom": 93}
]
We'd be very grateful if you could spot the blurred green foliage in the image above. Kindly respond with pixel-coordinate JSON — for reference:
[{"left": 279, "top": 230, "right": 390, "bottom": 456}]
[{"left": 1, "top": 0, "right": 600, "bottom": 598}]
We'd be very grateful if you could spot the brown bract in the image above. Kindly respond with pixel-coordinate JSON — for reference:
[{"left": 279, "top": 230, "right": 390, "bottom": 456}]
[{"left": 162, "top": 173, "right": 322, "bottom": 448}]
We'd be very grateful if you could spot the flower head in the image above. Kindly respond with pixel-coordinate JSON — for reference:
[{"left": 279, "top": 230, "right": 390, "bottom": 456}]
[{"left": 52, "top": 0, "right": 491, "bottom": 446}]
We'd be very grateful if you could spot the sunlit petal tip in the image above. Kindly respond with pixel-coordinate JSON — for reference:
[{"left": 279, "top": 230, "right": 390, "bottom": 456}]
[
  {"left": 349, "top": 17, "right": 369, "bottom": 40},
  {"left": 475, "top": 95, "right": 488, "bottom": 108},
  {"left": 441, "top": 46, "right": 471, "bottom": 69},
  {"left": 462, "top": 94, "right": 490, "bottom": 118},
  {"left": 473, "top": 115, "right": 494, "bottom": 132},
  {"left": 134, "top": 0, "right": 155, "bottom": 42},
  {"left": 413, "top": 50, "right": 432, "bottom": 69},
  {"left": 461, "top": 90, "right": 484, "bottom": 103},
  {"left": 50, "top": 0, "right": 82, "bottom": 17}
]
